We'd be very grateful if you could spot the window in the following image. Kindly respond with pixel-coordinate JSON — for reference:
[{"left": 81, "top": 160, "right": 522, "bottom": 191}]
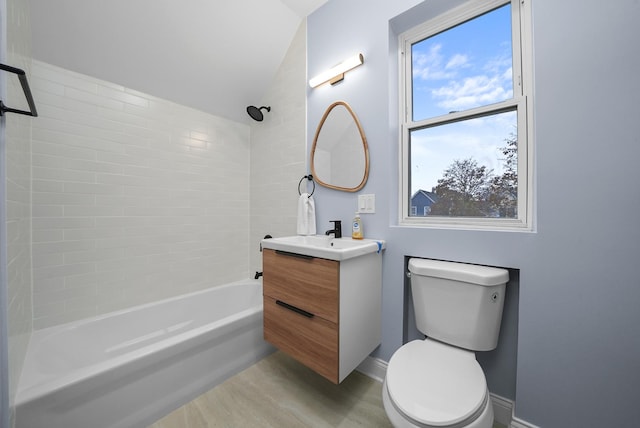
[{"left": 399, "top": 0, "right": 532, "bottom": 230}]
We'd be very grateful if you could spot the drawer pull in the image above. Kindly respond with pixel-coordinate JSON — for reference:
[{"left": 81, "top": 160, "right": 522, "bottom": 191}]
[
  {"left": 275, "top": 250, "right": 315, "bottom": 260},
  {"left": 276, "top": 300, "right": 315, "bottom": 318}
]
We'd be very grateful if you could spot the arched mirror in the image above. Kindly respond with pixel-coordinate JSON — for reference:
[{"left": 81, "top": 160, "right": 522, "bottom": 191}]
[{"left": 310, "top": 101, "right": 369, "bottom": 192}]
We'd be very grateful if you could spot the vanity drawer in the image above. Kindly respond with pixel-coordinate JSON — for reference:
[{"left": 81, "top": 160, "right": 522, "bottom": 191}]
[
  {"left": 262, "top": 249, "right": 339, "bottom": 323},
  {"left": 263, "top": 296, "right": 339, "bottom": 383}
]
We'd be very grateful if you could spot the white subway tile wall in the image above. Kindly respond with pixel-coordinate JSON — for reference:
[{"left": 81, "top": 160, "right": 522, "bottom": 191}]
[
  {"left": 249, "top": 21, "right": 307, "bottom": 275},
  {"left": 30, "top": 61, "right": 252, "bottom": 329},
  {"left": 6, "top": 0, "right": 34, "bottom": 417}
]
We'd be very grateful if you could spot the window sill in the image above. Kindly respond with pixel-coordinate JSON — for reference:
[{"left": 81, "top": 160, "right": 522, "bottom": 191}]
[{"left": 398, "top": 217, "right": 533, "bottom": 233}]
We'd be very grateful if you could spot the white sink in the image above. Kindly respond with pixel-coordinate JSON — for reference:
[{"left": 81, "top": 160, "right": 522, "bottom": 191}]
[{"left": 261, "top": 235, "right": 385, "bottom": 261}]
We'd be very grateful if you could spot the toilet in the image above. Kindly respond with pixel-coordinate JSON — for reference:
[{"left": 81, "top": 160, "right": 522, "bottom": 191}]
[{"left": 383, "top": 258, "right": 509, "bottom": 428}]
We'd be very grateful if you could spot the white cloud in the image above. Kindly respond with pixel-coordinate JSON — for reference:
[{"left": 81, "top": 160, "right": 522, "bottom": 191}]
[
  {"left": 445, "top": 53, "right": 469, "bottom": 70},
  {"left": 502, "top": 66, "right": 513, "bottom": 81},
  {"left": 413, "top": 46, "right": 513, "bottom": 116},
  {"left": 413, "top": 44, "right": 460, "bottom": 81},
  {"left": 433, "top": 74, "right": 510, "bottom": 111}
]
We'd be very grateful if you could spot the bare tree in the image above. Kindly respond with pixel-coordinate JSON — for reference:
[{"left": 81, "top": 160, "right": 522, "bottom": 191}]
[
  {"left": 430, "top": 158, "right": 494, "bottom": 217},
  {"left": 489, "top": 134, "right": 518, "bottom": 218}
]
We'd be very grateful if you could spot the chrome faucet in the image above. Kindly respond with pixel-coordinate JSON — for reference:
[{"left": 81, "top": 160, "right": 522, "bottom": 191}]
[{"left": 325, "top": 220, "right": 342, "bottom": 239}]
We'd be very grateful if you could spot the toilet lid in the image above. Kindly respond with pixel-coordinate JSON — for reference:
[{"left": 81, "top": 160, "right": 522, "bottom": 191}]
[{"left": 386, "top": 339, "right": 487, "bottom": 427}]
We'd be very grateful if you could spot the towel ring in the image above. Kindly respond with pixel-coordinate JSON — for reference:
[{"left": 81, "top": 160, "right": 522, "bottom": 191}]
[{"left": 298, "top": 175, "right": 315, "bottom": 197}]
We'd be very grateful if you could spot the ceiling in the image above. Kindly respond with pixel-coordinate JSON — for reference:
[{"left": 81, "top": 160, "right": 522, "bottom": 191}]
[{"left": 28, "top": 0, "right": 328, "bottom": 123}]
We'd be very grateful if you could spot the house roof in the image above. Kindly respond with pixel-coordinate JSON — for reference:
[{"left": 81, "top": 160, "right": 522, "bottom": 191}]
[{"left": 411, "top": 189, "right": 438, "bottom": 203}]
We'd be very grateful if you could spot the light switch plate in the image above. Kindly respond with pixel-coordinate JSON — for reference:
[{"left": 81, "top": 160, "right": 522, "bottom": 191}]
[{"left": 358, "top": 194, "right": 375, "bottom": 213}]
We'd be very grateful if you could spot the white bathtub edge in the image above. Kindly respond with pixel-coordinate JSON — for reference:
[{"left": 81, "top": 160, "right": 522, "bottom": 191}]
[{"left": 15, "top": 279, "right": 272, "bottom": 428}]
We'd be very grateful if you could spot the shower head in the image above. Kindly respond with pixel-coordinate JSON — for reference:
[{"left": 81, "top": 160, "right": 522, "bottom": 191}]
[{"left": 247, "top": 105, "right": 271, "bottom": 121}]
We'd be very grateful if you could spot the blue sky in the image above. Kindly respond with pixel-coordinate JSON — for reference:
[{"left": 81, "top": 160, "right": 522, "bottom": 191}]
[{"left": 409, "top": 4, "right": 516, "bottom": 194}]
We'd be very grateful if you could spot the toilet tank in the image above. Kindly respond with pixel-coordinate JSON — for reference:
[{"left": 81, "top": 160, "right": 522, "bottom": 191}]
[{"left": 408, "top": 258, "right": 509, "bottom": 351}]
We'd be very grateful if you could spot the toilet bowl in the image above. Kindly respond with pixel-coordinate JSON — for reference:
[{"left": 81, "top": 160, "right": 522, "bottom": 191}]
[
  {"left": 382, "top": 339, "right": 493, "bottom": 428},
  {"left": 383, "top": 258, "right": 508, "bottom": 428}
]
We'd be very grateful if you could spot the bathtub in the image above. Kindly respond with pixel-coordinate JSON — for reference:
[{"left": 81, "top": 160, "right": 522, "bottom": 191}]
[{"left": 15, "top": 279, "right": 275, "bottom": 428}]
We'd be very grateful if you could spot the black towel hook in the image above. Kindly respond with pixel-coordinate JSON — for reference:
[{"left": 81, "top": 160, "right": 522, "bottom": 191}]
[
  {"left": 298, "top": 174, "right": 315, "bottom": 197},
  {"left": 0, "top": 63, "right": 38, "bottom": 117}
]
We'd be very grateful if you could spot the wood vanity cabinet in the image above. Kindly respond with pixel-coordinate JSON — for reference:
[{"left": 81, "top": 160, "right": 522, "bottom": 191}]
[{"left": 262, "top": 248, "right": 381, "bottom": 384}]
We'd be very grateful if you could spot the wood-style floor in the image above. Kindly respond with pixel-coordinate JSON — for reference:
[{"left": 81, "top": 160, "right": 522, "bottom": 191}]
[{"left": 148, "top": 351, "right": 506, "bottom": 428}]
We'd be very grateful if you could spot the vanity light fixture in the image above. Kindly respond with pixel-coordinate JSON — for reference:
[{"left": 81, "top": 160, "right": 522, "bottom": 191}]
[{"left": 309, "top": 53, "right": 364, "bottom": 88}]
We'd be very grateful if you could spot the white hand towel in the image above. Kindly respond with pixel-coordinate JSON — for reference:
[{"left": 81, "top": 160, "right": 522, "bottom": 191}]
[{"left": 297, "top": 193, "right": 316, "bottom": 235}]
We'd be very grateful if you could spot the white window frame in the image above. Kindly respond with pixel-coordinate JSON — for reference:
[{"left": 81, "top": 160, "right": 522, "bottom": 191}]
[{"left": 398, "top": 0, "right": 534, "bottom": 231}]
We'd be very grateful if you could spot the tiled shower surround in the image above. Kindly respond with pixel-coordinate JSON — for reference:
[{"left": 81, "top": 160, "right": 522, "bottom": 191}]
[
  {"left": 30, "top": 61, "right": 252, "bottom": 329},
  {"left": 6, "top": 0, "right": 34, "bottom": 417},
  {"left": 5, "top": 16, "right": 306, "bottom": 422}
]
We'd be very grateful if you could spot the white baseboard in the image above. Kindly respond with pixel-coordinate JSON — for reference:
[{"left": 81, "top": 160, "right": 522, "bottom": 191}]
[
  {"left": 356, "top": 356, "right": 537, "bottom": 428},
  {"left": 356, "top": 355, "right": 387, "bottom": 383},
  {"left": 490, "top": 393, "right": 513, "bottom": 427},
  {"left": 510, "top": 416, "right": 540, "bottom": 428}
]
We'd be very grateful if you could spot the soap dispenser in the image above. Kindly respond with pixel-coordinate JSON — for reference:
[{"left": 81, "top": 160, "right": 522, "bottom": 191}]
[{"left": 352, "top": 212, "right": 363, "bottom": 240}]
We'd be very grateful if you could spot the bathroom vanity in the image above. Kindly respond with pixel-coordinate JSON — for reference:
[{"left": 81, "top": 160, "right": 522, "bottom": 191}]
[{"left": 261, "top": 236, "right": 384, "bottom": 383}]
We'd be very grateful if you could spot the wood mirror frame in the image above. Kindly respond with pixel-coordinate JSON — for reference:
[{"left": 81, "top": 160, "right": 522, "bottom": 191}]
[{"left": 310, "top": 101, "right": 369, "bottom": 192}]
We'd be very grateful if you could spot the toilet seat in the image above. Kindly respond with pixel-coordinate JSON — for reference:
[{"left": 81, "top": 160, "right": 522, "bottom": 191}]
[{"left": 386, "top": 339, "right": 488, "bottom": 427}]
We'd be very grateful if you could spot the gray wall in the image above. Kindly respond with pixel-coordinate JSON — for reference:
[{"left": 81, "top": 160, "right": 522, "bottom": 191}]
[{"left": 308, "top": 0, "right": 640, "bottom": 426}]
